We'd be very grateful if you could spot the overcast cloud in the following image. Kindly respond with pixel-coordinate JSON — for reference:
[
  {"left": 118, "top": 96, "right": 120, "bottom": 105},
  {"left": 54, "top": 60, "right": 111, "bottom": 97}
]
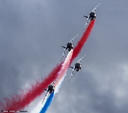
[{"left": 0, "top": 0, "right": 128, "bottom": 113}]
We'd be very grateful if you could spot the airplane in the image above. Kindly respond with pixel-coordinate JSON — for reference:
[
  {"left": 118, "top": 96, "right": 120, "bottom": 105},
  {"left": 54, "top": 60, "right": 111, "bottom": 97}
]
[
  {"left": 44, "top": 84, "right": 55, "bottom": 94},
  {"left": 60, "top": 34, "right": 79, "bottom": 61},
  {"left": 83, "top": 3, "right": 100, "bottom": 27},
  {"left": 68, "top": 54, "right": 86, "bottom": 81},
  {"left": 42, "top": 80, "right": 56, "bottom": 104}
]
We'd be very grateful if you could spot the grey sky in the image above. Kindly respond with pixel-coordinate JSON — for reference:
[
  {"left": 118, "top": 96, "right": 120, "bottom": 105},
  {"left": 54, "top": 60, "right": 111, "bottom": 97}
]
[{"left": 0, "top": 0, "right": 128, "bottom": 113}]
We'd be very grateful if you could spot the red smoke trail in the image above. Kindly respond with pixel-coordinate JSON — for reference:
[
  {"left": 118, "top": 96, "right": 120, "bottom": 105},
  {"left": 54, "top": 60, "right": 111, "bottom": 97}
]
[
  {"left": 70, "top": 20, "right": 95, "bottom": 63},
  {"left": 0, "top": 63, "right": 62, "bottom": 111},
  {"left": 0, "top": 20, "right": 95, "bottom": 112},
  {"left": 54, "top": 50, "right": 73, "bottom": 88},
  {"left": 39, "top": 51, "right": 73, "bottom": 113}
]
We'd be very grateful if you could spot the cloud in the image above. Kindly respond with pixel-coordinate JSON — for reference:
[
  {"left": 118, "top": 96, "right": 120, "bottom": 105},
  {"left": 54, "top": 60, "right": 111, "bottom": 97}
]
[{"left": 0, "top": 0, "right": 128, "bottom": 113}]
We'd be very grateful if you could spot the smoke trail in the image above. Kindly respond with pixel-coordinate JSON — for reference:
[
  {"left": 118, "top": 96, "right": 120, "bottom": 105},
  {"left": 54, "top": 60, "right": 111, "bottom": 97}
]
[
  {"left": 54, "top": 73, "right": 66, "bottom": 94},
  {"left": 39, "top": 50, "right": 73, "bottom": 113},
  {"left": 54, "top": 50, "right": 73, "bottom": 93},
  {"left": 70, "top": 20, "right": 95, "bottom": 63},
  {"left": 39, "top": 92, "right": 54, "bottom": 113},
  {"left": 0, "top": 63, "right": 62, "bottom": 111},
  {"left": 38, "top": 20, "right": 95, "bottom": 113},
  {"left": 0, "top": 49, "right": 73, "bottom": 111},
  {"left": 0, "top": 19, "right": 95, "bottom": 111},
  {"left": 39, "top": 74, "right": 65, "bottom": 113}
]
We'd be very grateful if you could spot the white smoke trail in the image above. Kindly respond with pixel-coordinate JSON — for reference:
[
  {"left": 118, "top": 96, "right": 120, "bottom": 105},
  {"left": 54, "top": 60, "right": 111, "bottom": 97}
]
[
  {"left": 54, "top": 73, "right": 66, "bottom": 94},
  {"left": 31, "top": 50, "right": 73, "bottom": 113},
  {"left": 31, "top": 93, "right": 49, "bottom": 113}
]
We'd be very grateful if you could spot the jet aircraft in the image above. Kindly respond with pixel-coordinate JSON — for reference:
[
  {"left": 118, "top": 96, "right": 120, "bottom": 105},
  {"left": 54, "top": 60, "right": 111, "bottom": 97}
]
[
  {"left": 60, "top": 34, "right": 79, "bottom": 61},
  {"left": 69, "top": 54, "right": 86, "bottom": 81},
  {"left": 42, "top": 80, "right": 56, "bottom": 104},
  {"left": 83, "top": 3, "right": 100, "bottom": 27}
]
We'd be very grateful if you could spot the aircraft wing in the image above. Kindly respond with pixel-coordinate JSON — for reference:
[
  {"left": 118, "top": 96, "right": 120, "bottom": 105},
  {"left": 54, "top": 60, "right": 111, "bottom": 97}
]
[
  {"left": 92, "top": 3, "right": 100, "bottom": 12},
  {"left": 69, "top": 34, "right": 79, "bottom": 43},
  {"left": 68, "top": 72, "right": 74, "bottom": 82},
  {"left": 51, "top": 79, "right": 57, "bottom": 85},
  {"left": 42, "top": 91, "right": 48, "bottom": 104},
  {"left": 60, "top": 48, "right": 69, "bottom": 62},
  {"left": 68, "top": 69, "right": 77, "bottom": 82},
  {"left": 77, "top": 54, "right": 86, "bottom": 63},
  {"left": 84, "top": 18, "right": 90, "bottom": 28}
]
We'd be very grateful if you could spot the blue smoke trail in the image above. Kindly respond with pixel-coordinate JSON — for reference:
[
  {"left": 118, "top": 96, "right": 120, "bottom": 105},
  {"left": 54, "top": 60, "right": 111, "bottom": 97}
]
[{"left": 39, "top": 92, "right": 54, "bottom": 113}]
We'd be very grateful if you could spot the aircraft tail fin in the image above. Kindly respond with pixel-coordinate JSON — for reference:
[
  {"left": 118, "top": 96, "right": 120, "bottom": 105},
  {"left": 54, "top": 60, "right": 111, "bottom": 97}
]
[
  {"left": 61, "top": 46, "right": 66, "bottom": 48},
  {"left": 69, "top": 66, "right": 74, "bottom": 69},
  {"left": 83, "top": 15, "right": 88, "bottom": 18},
  {"left": 44, "top": 89, "right": 47, "bottom": 91}
]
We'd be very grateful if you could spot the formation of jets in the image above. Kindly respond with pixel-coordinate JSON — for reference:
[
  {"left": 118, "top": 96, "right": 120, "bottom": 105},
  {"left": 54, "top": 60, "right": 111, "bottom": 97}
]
[{"left": 42, "top": 4, "right": 100, "bottom": 103}]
